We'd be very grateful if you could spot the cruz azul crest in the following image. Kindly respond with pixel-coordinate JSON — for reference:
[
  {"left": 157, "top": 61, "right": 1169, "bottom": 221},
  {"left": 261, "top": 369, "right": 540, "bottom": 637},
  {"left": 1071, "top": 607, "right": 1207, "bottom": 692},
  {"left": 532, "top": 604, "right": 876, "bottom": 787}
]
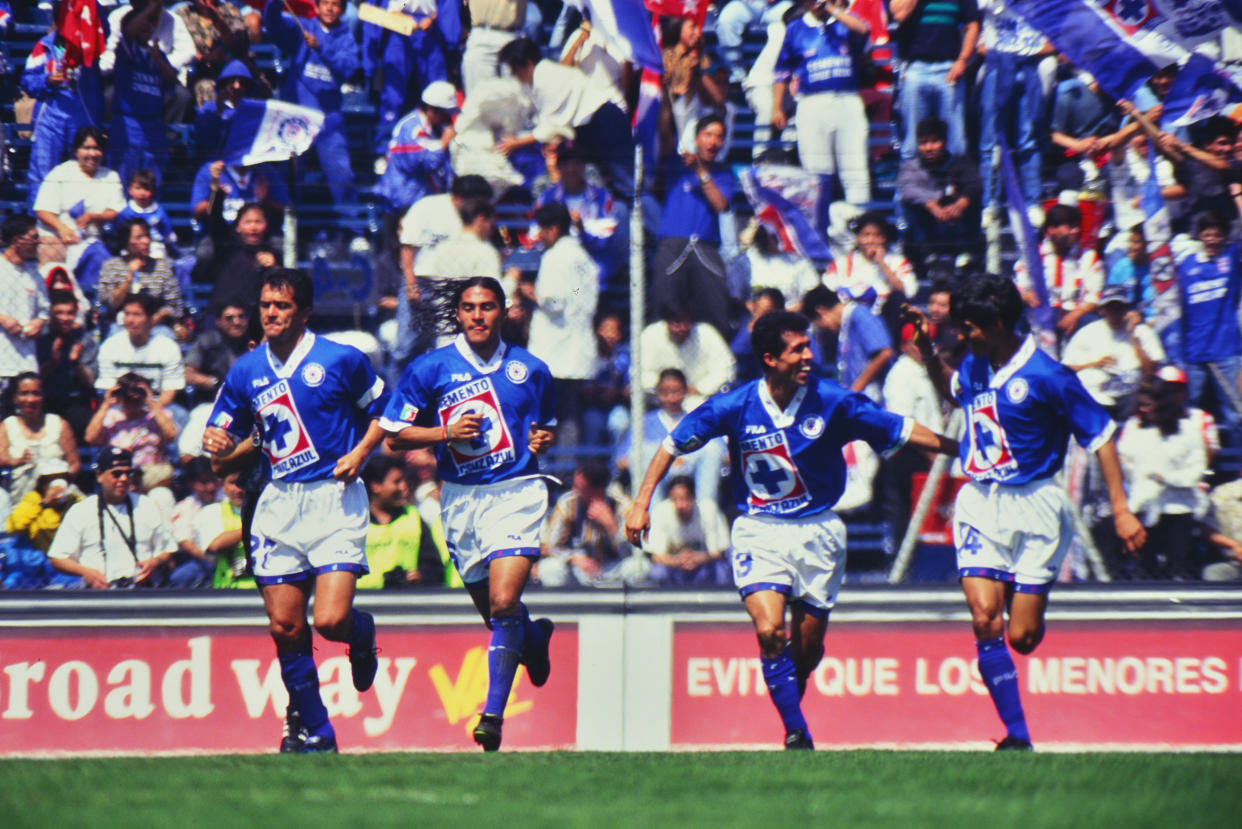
[
  {"left": 438, "top": 377, "right": 515, "bottom": 475},
  {"left": 739, "top": 431, "right": 810, "bottom": 514},
  {"left": 965, "top": 391, "right": 1019, "bottom": 480}
]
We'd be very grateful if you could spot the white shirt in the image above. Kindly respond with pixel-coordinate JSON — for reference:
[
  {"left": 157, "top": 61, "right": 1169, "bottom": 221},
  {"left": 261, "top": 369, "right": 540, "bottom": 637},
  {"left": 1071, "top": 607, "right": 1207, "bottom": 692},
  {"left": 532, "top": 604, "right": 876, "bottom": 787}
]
[
  {"left": 745, "top": 249, "right": 821, "bottom": 303},
  {"left": 1014, "top": 240, "right": 1104, "bottom": 311},
  {"left": 48, "top": 493, "right": 177, "bottom": 584},
  {"left": 1107, "top": 147, "right": 1177, "bottom": 234},
  {"left": 101, "top": 6, "right": 196, "bottom": 75},
  {"left": 882, "top": 353, "right": 944, "bottom": 432},
  {"left": 527, "top": 235, "right": 600, "bottom": 380},
  {"left": 421, "top": 232, "right": 502, "bottom": 282},
  {"left": 647, "top": 497, "right": 730, "bottom": 558},
  {"left": 401, "top": 193, "right": 463, "bottom": 269},
  {"left": 33, "top": 161, "right": 125, "bottom": 270},
  {"left": 528, "top": 60, "right": 613, "bottom": 144},
  {"left": 639, "top": 321, "right": 736, "bottom": 398},
  {"left": 559, "top": 27, "right": 628, "bottom": 108},
  {"left": 824, "top": 251, "right": 918, "bottom": 311},
  {"left": 453, "top": 76, "right": 537, "bottom": 149},
  {"left": 1117, "top": 416, "right": 1207, "bottom": 523},
  {"left": 743, "top": 20, "right": 785, "bottom": 92},
  {"left": 96, "top": 331, "right": 186, "bottom": 394},
  {"left": 172, "top": 492, "right": 223, "bottom": 545},
  {"left": 1062, "top": 318, "right": 1165, "bottom": 406},
  {"left": 0, "top": 257, "right": 49, "bottom": 378}
]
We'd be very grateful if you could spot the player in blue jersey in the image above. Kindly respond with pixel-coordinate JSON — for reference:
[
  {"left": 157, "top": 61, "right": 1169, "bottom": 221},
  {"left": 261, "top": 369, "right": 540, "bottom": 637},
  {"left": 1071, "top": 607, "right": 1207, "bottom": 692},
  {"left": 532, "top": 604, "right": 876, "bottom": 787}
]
[
  {"left": 626, "top": 311, "right": 958, "bottom": 749},
  {"left": 382, "top": 277, "right": 557, "bottom": 752},
  {"left": 203, "top": 269, "right": 389, "bottom": 753},
  {"left": 908, "top": 274, "right": 1146, "bottom": 751}
]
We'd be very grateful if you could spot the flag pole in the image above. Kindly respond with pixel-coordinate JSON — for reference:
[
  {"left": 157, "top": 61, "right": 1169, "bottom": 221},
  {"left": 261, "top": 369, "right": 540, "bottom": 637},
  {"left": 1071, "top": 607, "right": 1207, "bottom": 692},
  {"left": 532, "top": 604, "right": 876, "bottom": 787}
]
[
  {"left": 283, "top": 153, "right": 298, "bottom": 268},
  {"left": 282, "top": 0, "right": 312, "bottom": 37},
  {"left": 628, "top": 142, "right": 645, "bottom": 499}
]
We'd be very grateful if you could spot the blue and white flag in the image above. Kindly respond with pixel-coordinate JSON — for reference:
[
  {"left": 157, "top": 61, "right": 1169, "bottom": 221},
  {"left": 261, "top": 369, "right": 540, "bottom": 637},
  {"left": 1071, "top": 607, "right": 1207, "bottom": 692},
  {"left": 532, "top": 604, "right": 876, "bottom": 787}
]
[
  {"left": 999, "top": 139, "right": 1054, "bottom": 335},
  {"left": 563, "top": 0, "right": 662, "bottom": 70},
  {"left": 222, "top": 99, "right": 324, "bottom": 167},
  {"left": 738, "top": 165, "right": 832, "bottom": 263},
  {"left": 1162, "top": 53, "right": 1242, "bottom": 127}
]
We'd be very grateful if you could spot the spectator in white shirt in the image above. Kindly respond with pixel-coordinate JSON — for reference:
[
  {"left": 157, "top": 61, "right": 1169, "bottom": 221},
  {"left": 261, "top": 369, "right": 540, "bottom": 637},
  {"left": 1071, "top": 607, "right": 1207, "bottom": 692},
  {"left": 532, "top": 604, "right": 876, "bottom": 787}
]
[
  {"left": 559, "top": 15, "right": 630, "bottom": 110},
  {"left": 498, "top": 37, "right": 635, "bottom": 198},
  {"left": 639, "top": 306, "right": 736, "bottom": 411},
  {"left": 33, "top": 126, "right": 124, "bottom": 274},
  {"left": 645, "top": 475, "right": 731, "bottom": 586},
  {"left": 1014, "top": 203, "right": 1103, "bottom": 338},
  {"left": 0, "top": 215, "right": 49, "bottom": 389},
  {"left": 521, "top": 202, "right": 600, "bottom": 453},
  {"left": 1062, "top": 285, "right": 1164, "bottom": 419},
  {"left": 95, "top": 292, "right": 186, "bottom": 408}
]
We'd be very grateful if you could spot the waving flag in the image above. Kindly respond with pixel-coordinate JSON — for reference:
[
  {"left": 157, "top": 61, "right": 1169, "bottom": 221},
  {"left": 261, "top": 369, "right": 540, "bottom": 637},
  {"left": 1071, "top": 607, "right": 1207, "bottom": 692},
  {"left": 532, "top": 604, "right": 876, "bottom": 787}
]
[
  {"left": 644, "top": 0, "right": 708, "bottom": 28},
  {"left": 567, "top": 0, "right": 663, "bottom": 70},
  {"left": 738, "top": 165, "right": 832, "bottom": 263},
  {"left": 250, "top": 0, "right": 316, "bottom": 18},
  {"left": 999, "top": 139, "right": 1054, "bottom": 334},
  {"left": 223, "top": 99, "right": 325, "bottom": 166},
  {"left": 1161, "top": 53, "right": 1242, "bottom": 126},
  {"left": 55, "top": 0, "right": 106, "bottom": 68}
]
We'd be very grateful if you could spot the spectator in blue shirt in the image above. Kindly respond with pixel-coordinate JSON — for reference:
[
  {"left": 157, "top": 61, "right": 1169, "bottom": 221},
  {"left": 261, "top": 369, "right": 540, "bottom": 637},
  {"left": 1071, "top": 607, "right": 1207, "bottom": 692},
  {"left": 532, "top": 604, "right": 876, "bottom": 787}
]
[
  {"left": 802, "top": 284, "right": 893, "bottom": 402},
  {"left": 651, "top": 115, "right": 736, "bottom": 338},
  {"left": 109, "top": 5, "right": 177, "bottom": 186}
]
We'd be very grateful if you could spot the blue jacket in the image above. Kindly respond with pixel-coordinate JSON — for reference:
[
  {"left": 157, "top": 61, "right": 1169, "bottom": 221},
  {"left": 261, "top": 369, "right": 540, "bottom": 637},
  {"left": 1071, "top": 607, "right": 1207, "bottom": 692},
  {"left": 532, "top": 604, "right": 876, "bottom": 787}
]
[
  {"left": 21, "top": 34, "right": 104, "bottom": 125},
  {"left": 375, "top": 110, "right": 449, "bottom": 210},
  {"left": 263, "top": 3, "right": 360, "bottom": 111}
]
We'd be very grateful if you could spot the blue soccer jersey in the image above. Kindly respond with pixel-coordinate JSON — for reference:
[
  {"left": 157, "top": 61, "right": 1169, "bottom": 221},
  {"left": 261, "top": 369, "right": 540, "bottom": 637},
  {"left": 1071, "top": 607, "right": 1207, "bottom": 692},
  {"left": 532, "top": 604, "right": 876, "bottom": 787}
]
[
  {"left": 209, "top": 333, "right": 389, "bottom": 482},
  {"left": 952, "top": 335, "right": 1114, "bottom": 485},
  {"left": 665, "top": 377, "right": 912, "bottom": 517},
  {"left": 380, "top": 336, "right": 556, "bottom": 485}
]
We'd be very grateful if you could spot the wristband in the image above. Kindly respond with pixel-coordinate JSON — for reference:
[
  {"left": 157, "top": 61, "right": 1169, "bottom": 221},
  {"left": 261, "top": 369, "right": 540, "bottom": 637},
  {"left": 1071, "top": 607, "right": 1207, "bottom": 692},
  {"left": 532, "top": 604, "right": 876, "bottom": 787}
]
[{"left": 698, "top": 170, "right": 711, "bottom": 185}]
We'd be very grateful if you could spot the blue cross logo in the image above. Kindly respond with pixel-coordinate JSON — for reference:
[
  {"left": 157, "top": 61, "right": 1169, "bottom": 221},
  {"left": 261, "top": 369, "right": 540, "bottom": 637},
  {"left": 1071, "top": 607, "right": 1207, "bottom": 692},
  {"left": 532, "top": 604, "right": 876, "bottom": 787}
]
[
  {"left": 973, "top": 419, "right": 996, "bottom": 457},
  {"left": 263, "top": 412, "right": 294, "bottom": 454},
  {"left": 961, "top": 526, "right": 983, "bottom": 557},
  {"left": 469, "top": 414, "right": 493, "bottom": 450},
  {"left": 749, "top": 456, "right": 789, "bottom": 497}
]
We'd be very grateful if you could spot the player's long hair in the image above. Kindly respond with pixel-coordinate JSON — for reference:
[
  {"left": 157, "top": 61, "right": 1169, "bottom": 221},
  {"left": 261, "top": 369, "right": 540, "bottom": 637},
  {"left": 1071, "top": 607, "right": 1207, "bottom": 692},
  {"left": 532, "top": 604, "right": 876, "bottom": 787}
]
[
  {"left": 423, "top": 276, "right": 508, "bottom": 338},
  {"left": 950, "top": 273, "right": 1024, "bottom": 333}
]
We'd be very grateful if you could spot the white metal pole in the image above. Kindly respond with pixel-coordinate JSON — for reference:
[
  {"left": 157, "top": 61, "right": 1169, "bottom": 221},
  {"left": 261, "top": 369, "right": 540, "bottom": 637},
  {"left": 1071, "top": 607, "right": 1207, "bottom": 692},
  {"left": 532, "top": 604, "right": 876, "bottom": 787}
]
[{"left": 629, "top": 144, "right": 645, "bottom": 498}]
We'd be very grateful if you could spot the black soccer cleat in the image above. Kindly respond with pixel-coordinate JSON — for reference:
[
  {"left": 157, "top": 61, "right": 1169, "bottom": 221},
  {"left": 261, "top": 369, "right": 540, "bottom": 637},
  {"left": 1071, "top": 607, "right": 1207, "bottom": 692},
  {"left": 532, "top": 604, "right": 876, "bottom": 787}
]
[
  {"left": 784, "top": 729, "right": 815, "bottom": 751},
  {"left": 279, "top": 706, "right": 305, "bottom": 754},
  {"left": 300, "top": 734, "right": 339, "bottom": 754},
  {"left": 348, "top": 610, "right": 379, "bottom": 693},
  {"left": 473, "top": 714, "right": 503, "bottom": 752},
  {"left": 524, "top": 618, "right": 555, "bottom": 688},
  {"left": 994, "top": 735, "right": 1034, "bottom": 752}
]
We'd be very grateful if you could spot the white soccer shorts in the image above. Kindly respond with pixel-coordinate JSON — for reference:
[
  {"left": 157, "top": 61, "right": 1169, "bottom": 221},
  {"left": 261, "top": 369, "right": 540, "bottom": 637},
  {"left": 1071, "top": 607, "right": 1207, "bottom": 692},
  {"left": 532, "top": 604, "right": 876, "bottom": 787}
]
[
  {"left": 250, "top": 478, "right": 370, "bottom": 585},
  {"left": 953, "top": 477, "right": 1075, "bottom": 593},
  {"left": 440, "top": 476, "right": 549, "bottom": 584},
  {"left": 729, "top": 509, "right": 848, "bottom": 616}
]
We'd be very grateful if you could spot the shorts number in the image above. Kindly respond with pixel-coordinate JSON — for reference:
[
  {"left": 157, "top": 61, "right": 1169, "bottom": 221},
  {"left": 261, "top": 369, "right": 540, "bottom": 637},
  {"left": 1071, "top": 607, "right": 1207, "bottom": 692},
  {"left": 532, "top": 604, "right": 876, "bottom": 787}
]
[
  {"left": 254, "top": 536, "right": 277, "bottom": 570},
  {"left": 960, "top": 526, "right": 983, "bottom": 557},
  {"left": 733, "top": 551, "right": 753, "bottom": 578}
]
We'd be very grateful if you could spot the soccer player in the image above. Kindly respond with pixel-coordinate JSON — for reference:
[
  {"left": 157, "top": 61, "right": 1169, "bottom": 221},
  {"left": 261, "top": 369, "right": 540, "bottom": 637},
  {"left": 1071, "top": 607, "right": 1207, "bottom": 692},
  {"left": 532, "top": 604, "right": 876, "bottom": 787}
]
[
  {"left": 908, "top": 274, "right": 1146, "bottom": 750},
  {"left": 626, "top": 311, "right": 958, "bottom": 750},
  {"left": 202, "top": 269, "right": 389, "bottom": 753},
  {"left": 382, "top": 277, "right": 557, "bottom": 752}
]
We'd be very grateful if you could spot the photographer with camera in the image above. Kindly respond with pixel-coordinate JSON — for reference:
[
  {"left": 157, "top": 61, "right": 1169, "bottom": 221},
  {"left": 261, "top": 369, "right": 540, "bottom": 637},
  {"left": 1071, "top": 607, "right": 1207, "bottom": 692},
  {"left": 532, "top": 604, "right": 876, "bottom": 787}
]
[
  {"left": 47, "top": 447, "right": 177, "bottom": 589},
  {"left": 84, "top": 373, "right": 179, "bottom": 506}
]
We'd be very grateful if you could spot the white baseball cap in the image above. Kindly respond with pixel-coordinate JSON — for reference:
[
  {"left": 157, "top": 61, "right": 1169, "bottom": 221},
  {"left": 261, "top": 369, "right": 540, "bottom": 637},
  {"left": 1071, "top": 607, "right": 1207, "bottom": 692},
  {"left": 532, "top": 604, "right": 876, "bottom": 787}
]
[{"left": 422, "top": 81, "right": 459, "bottom": 112}]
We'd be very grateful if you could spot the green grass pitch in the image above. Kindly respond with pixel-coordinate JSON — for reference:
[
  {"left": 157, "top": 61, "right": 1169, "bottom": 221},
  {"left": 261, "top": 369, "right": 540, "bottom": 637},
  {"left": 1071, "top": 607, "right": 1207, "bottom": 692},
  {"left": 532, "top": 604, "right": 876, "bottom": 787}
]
[{"left": 4, "top": 751, "right": 1240, "bottom": 828}]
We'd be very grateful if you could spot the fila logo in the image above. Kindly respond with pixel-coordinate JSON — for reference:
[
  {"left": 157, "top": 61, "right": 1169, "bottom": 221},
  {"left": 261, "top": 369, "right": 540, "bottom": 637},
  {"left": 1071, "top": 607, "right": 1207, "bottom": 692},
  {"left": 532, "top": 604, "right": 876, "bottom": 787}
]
[
  {"left": 451, "top": 373, "right": 472, "bottom": 382},
  {"left": 745, "top": 425, "right": 766, "bottom": 435},
  {"left": 252, "top": 377, "right": 270, "bottom": 388}
]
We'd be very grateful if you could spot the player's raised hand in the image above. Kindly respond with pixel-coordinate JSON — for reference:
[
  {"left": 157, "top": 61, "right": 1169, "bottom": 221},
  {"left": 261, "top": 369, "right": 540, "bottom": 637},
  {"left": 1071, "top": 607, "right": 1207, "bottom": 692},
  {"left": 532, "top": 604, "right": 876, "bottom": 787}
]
[
  {"left": 624, "top": 503, "right": 650, "bottom": 548},
  {"left": 202, "top": 426, "right": 236, "bottom": 456},
  {"left": 528, "top": 423, "right": 554, "bottom": 455},
  {"left": 1115, "top": 509, "right": 1147, "bottom": 555}
]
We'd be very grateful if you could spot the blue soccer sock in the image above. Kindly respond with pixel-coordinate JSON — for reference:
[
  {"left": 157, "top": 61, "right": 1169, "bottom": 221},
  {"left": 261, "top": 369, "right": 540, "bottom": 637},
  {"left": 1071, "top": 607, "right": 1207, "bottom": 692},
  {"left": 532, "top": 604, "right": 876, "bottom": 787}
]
[
  {"left": 484, "top": 615, "right": 525, "bottom": 718},
  {"left": 347, "top": 608, "right": 374, "bottom": 650},
  {"left": 518, "top": 602, "right": 547, "bottom": 659},
  {"left": 976, "top": 636, "right": 1031, "bottom": 743},
  {"left": 279, "top": 646, "right": 334, "bottom": 739},
  {"left": 761, "top": 648, "right": 809, "bottom": 736}
]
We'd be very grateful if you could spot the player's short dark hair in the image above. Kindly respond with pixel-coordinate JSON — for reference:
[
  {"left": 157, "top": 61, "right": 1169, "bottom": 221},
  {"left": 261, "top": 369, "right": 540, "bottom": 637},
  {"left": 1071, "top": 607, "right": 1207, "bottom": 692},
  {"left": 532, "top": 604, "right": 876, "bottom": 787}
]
[
  {"left": 667, "top": 475, "right": 695, "bottom": 496},
  {"left": 801, "top": 284, "right": 840, "bottom": 315},
  {"left": 451, "top": 174, "right": 494, "bottom": 202},
  {"left": 453, "top": 276, "right": 506, "bottom": 309},
  {"left": 72, "top": 125, "right": 106, "bottom": 151},
  {"left": 753, "top": 287, "right": 786, "bottom": 309},
  {"left": 950, "top": 273, "right": 1025, "bottom": 333},
  {"left": 534, "top": 201, "right": 572, "bottom": 234},
  {"left": 695, "top": 113, "right": 726, "bottom": 136},
  {"left": 362, "top": 454, "right": 406, "bottom": 491},
  {"left": 1044, "top": 203, "right": 1081, "bottom": 231},
  {"left": 0, "top": 213, "right": 36, "bottom": 247},
  {"left": 751, "top": 310, "right": 809, "bottom": 365},
  {"left": 1195, "top": 211, "right": 1228, "bottom": 235},
  {"left": 121, "top": 292, "right": 160, "bottom": 317},
  {"left": 657, "top": 367, "right": 688, "bottom": 388},
  {"left": 577, "top": 459, "right": 611, "bottom": 490},
  {"left": 128, "top": 168, "right": 158, "bottom": 191},
  {"left": 457, "top": 197, "right": 495, "bottom": 225},
  {"left": 498, "top": 37, "right": 543, "bottom": 71},
  {"left": 263, "top": 268, "right": 314, "bottom": 310},
  {"left": 114, "top": 216, "right": 150, "bottom": 252},
  {"left": 916, "top": 117, "right": 948, "bottom": 141}
]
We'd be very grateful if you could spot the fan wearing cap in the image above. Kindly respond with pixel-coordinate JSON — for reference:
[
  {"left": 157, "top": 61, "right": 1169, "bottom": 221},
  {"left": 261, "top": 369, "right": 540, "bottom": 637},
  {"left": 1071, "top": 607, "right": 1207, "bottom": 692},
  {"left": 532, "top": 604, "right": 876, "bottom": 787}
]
[
  {"left": 47, "top": 447, "right": 178, "bottom": 589},
  {"left": 6, "top": 458, "right": 82, "bottom": 553},
  {"left": 1061, "top": 285, "right": 1164, "bottom": 420},
  {"left": 374, "top": 80, "right": 457, "bottom": 216},
  {"left": 262, "top": 0, "right": 360, "bottom": 203}
]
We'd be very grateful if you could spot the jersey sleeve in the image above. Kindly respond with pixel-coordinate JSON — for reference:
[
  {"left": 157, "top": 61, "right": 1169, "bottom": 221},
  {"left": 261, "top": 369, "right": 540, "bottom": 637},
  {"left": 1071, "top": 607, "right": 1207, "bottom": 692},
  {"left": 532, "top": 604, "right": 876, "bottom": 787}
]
[
  {"left": 834, "top": 391, "right": 913, "bottom": 458},
  {"left": 664, "top": 393, "right": 731, "bottom": 457},
  {"left": 344, "top": 348, "right": 388, "bottom": 420},
  {"left": 773, "top": 23, "right": 798, "bottom": 83},
  {"left": 208, "top": 366, "right": 255, "bottom": 439},
  {"left": 380, "top": 359, "right": 434, "bottom": 432},
  {"left": 531, "top": 359, "right": 558, "bottom": 427},
  {"left": 1049, "top": 368, "right": 1115, "bottom": 452}
]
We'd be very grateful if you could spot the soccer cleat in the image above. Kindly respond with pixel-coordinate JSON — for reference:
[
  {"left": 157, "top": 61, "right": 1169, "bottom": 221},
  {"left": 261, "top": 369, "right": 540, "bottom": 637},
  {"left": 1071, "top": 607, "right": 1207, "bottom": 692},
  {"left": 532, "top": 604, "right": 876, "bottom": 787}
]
[
  {"left": 279, "top": 706, "right": 306, "bottom": 754},
  {"left": 784, "top": 729, "right": 815, "bottom": 751},
  {"left": 524, "top": 618, "right": 555, "bottom": 688},
  {"left": 473, "top": 714, "right": 503, "bottom": 752},
  {"left": 994, "top": 735, "right": 1034, "bottom": 752},
  {"left": 300, "top": 734, "right": 339, "bottom": 754},
  {"left": 348, "top": 611, "right": 379, "bottom": 693}
]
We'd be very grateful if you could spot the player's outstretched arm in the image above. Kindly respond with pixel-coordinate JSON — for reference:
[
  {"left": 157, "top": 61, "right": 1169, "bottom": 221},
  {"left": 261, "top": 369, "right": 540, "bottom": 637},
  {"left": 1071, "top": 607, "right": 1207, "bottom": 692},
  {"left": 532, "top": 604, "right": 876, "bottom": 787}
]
[
  {"left": 901, "top": 304, "right": 956, "bottom": 405},
  {"left": 335, "top": 420, "right": 388, "bottom": 482},
  {"left": 905, "top": 422, "right": 959, "bottom": 457},
  {"left": 625, "top": 446, "right": 677, "bottom": 547},
  {"left": 1096, "top": 439, "right": 1147, "bottom": 554}
]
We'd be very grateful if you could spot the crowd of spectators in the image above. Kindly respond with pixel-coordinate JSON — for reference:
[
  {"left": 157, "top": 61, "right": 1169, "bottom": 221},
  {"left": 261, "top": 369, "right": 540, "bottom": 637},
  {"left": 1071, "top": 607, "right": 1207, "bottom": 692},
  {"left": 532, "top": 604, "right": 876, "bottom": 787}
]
[{"left": 2, "top": 0, "right": 1242, "bottom": 590}]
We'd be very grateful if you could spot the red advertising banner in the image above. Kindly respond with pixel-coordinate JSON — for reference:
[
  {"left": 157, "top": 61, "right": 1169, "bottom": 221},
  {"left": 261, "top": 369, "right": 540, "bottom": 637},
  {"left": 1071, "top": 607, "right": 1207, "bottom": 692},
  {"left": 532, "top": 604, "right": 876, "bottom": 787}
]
[
  {"left": 671, "top": 621, "right": 1242, "bottom": 748},
  {"left": 0, "top": 625, "right": 578, "bottom": 755}
]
